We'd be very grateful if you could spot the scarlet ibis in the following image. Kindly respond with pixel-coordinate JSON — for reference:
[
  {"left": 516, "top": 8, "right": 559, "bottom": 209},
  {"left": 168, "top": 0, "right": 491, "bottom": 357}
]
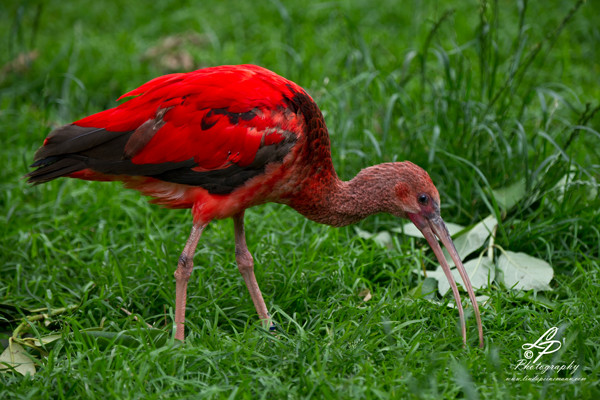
[{"left": 27, "top": 64, "right": 483, "bottom": 347}]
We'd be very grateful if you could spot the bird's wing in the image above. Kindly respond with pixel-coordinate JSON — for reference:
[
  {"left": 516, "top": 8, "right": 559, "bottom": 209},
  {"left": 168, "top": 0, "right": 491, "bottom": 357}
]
[{"left": 29, "top": 65, "right": 307, "bottom": 194}]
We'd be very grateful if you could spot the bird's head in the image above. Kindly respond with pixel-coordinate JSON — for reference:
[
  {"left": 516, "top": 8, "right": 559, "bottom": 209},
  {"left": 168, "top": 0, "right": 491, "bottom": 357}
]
[
  {"left": 376, "top": 161, "right": 484, "bottom": 347},
  {"left": 387, "top": 161, "right": 440, "bottom": 219}
]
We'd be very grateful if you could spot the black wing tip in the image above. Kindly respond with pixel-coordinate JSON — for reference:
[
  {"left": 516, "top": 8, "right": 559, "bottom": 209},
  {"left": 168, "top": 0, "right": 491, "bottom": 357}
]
[
  {"left": 25, "top": 177, "right": 48, "bottom": 185},
  {"left": 24, "top": 156, "right": 85, "bottom": 185},
  {"left": 24, "top": 166, "right": 55, "bottom": 184},
  {"left": 25, "top": 156, "right": 60, "bottom": 184},
  {"left": 24, "top": 169, "right": 50, "bottom": 185},
  {"left": 29, "top": 156, "right": 59, "bottom": 168}
]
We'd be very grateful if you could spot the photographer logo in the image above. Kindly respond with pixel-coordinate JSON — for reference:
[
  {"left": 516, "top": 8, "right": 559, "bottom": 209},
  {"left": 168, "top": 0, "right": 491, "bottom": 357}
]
[{"left": 507, "top": 327, "right": 585, "bottom": 382}]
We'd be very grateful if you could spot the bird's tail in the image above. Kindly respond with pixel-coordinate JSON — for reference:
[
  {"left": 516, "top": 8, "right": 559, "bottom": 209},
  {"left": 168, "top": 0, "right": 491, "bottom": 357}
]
[{"left": 25, "top": 124, "right": 130, "bottom": 184}]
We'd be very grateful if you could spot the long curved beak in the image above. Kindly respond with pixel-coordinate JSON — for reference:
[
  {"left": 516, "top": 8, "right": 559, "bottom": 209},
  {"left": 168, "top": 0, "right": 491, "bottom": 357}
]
[{"left": 409, "top": 212, "right": 484, "bottom": 348}]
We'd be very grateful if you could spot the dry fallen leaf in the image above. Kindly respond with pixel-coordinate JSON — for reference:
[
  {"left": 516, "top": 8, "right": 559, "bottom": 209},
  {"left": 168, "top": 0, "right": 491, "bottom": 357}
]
[
  {"left": 142, "top": 32, "right": 208, "bottom": 72},
  {"left": 0, "top": 50, "right": 39, "bottom": 81},
  {"left": 358, "top": 288, "right": 372, "bottom": 302},
  {"left": 0, "top": 341, "right": 36, "bottom": 376}
]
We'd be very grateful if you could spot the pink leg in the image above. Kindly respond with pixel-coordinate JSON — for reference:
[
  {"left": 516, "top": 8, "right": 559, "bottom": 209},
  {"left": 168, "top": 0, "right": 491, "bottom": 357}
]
[
  {"left": 174, "top": 222, "right": 207, "bottom": 341},
  {"left": 233, "top": 212, "right": 274, "bottom": 330}
]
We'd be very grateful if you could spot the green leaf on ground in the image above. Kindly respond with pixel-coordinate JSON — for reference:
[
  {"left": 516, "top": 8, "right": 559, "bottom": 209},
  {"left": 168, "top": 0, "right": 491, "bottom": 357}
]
[
  {"left": 394, "top": 222, "right": 465, "bottom": 238},
  {"left": 408, "top": 277, "right": 439, "bottom": 300},
  {"left": 355, "top": 227, "right": 394, "bottom": 249},
  {"left": 444, "top": 215, "right": 497, "bottom": 265},
  {"left": 492, "top": 178, "right": 527, "bottom": 210},
  {"left": 425, "top": 255, "right": 495, "bottom": 295},
  {"left": 497, "top": 251, "right": 553, "bottom": 291}
]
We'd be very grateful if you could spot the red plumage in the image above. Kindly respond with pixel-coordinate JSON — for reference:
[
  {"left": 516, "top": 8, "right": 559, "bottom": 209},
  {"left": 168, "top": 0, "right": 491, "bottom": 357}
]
[
  {"left": 27, "top": 65, "right": 483, "bottom": 347},
  {"left": 32, "top": 65, "right": 324, "bottom": 222},
  {"left": 77, "top": 65, "right": 299, "bottom": 166}
]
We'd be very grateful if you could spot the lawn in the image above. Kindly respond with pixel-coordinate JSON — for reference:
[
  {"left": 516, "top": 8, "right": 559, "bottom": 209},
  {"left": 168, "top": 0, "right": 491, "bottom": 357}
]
[{"left": 1, "top": 0, "right": 599, "bottom": 398}]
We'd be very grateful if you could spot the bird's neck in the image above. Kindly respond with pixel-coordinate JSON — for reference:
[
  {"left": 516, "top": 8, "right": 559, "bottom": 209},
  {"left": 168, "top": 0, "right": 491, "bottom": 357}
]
[
  {"left": 281, "top": 94, "right": 396, "bottom": 226},
  {"left": 288, "top": 167, "right": 395, "bottom": 227}
]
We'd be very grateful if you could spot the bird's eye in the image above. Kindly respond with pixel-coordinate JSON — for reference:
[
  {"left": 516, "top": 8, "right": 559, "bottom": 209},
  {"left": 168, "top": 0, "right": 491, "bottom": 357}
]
[{"left": 417, "top": 194, "right": 429, "bottom": 205}]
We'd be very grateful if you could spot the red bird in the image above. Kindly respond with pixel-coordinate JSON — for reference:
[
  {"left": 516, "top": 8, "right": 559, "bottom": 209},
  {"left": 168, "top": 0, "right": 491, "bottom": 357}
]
[{"left": 27, "top": 64, "right": 483, "bottom": 347}]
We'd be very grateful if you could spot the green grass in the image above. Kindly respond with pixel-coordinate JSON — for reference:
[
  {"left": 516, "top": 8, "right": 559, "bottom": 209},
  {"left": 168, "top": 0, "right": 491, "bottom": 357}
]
[{"left": 1, "top": 0, "right": 599, "bottom": 398}]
